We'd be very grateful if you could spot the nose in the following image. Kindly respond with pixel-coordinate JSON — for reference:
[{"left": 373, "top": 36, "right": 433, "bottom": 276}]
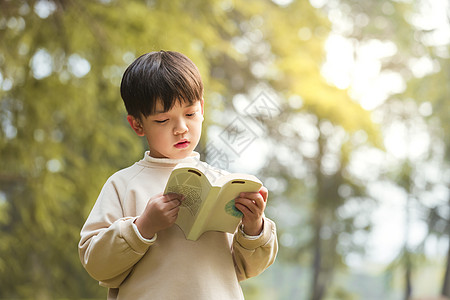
[{"left": 173, "top": 118, "right": 188, "bottom": 135}]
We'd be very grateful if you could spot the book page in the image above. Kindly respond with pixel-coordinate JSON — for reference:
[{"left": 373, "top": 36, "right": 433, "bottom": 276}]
[
  {"left": 165, "top": 167, "right": 211, "bottom": 235},
  {"left": 164, "top": 163, "right": 263, "bottom": 240},
  {"left": 204, "top": 177, "right": 262, "bottom": 233}
]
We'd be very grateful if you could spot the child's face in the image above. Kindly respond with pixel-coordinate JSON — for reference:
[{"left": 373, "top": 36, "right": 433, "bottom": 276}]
[{"left": 128, "top": 99, "right": 204, "bottom": 159}]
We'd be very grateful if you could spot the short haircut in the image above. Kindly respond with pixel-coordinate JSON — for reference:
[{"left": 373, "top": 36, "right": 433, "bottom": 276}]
[{"left": 120, "top": 50, "right": 203, "bottom": 120}]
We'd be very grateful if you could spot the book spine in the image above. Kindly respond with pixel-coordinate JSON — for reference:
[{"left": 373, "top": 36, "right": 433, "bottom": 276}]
[{"left": 187, "top": 186, "right": 220, "bottom": 240}]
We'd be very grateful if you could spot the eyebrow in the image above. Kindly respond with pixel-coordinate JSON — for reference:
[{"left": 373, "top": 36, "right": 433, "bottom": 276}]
[{"left": 153, "top": 102, "right": 196, "bottom": 115}]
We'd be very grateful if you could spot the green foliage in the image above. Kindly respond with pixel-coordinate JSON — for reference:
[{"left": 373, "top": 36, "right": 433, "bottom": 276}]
[
  {"left": 0, "top": 0, "right": 239, "bottom": 297},
  {"left": 1, "top": 0, "right": 447, "bottom": 299},
  {"left": 336, "top": 0, "right": 450, "bottom": 298}
]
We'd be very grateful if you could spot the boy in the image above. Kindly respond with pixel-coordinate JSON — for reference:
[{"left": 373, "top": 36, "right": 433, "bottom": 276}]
[{"left": 78, "top": 50, "right": 278, "bottom": 299}]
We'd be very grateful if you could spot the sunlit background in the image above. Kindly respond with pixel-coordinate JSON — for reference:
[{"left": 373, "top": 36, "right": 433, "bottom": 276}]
[{"left": 0, "top": 0, "right": 449, "bottom": 299}]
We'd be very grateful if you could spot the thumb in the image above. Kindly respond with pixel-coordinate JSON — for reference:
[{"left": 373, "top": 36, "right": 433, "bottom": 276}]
[{"left": 259, "top": 186, "right": 268, "bottom": 202}]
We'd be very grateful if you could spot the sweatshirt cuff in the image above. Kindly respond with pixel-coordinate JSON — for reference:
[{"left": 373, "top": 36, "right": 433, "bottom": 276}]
[
  {"left": 132, "top": 219, "right": 157, "bottom": 243},
  {"left": 239, "top": 223, "right": 264, "bottom": 240},
  {"left": 235, "top": 217, "right": 275, "bottom": 249},
  {"left": 119, "top": 218, "right": 155, "bottom": 254}
]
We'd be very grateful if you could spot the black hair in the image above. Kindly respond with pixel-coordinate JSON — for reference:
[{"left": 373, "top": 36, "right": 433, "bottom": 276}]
[{"left": 120, "top": 50, "right": 203, "bottom": 120}]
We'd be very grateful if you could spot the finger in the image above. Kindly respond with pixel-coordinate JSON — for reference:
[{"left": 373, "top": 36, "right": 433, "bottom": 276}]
[
  {"left": 259, "top": 186, "right": 268, "bottom": 202},
  {"left": 167, "top": 205, "right": 180, "bottom": 217},
  {"left": 235, "top": 197, "right": 257, "bottom": 215},
  {"left": 165, "top": 199, "right": 182, "bottom": 210},
  {"left": 234, "top": 202, "right": 253, "bottom": 216},
  {"left": 239, "top": 192, "right": 259, "bottom": 201},
  {"left": 239, "top": 192, "right": 263, "bottom": 208},
  {"left": 164, "top": 192, "right": 185, "bottom": 202}
]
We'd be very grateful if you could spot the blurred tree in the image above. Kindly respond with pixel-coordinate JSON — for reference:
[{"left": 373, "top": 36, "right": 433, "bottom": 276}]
[
  {"left": 1, "top": 0, "right": 369, "bottom": 298},
  {"left": 407, "top": 50, "right": 450, "bottom": 298},
  {"left": 220, "top": 1, "right": 382, "bottom": 299},
  {"left": 403, "top": 37, "right": 450, "bottom": 296},
  {"left": 0, "top": 0, "right": 239, "bottom": 298},
  {"left": 4, "top": 0, "right": 447, "bottom": 299},
  {"left": 323, "top": 0, "right": 450, "bottom": 298}
]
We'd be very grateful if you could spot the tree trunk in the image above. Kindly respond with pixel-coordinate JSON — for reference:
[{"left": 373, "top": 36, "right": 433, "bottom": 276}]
[
  {"left": 442, "top": 198, "right": 450, "bottom": 297},
  {"left": 442, "top": 240, "right": 450, "bottom": 297},
  {"left": 404, "top": 255, "right": 412, "bottom": 300},
  {"left": 403, "top": 192, "right": 413, "bottom": 300},
  {"left": 311, "top": 135, "right": 326, "bottom": 300},
  {"left": 311, "top": 218, "right": 324, "bottom": 300}
]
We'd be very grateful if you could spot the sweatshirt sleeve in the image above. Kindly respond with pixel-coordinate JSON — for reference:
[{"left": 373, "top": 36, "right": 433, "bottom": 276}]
[
  {"left": 78, "top": 177, "right": 155, "bottom": 288},
  {"left": 232, "top": 217, "right": 278, "bottom": 281}
]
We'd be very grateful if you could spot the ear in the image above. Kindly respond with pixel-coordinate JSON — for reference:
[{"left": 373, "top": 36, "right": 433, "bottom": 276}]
[
  {"left": 200, "top": 98, "right": 204, "bottom": 118},
  {"left": 127, "top": 115, "right": 145, "bottom": 136}
]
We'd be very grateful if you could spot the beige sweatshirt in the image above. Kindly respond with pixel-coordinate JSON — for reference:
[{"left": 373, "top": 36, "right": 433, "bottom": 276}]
[{"left": 78, "top": 152, "right": 278, "bottom": 300}]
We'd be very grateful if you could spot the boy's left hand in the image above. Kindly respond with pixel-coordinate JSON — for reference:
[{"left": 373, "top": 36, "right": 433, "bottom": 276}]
[{"left": 234, "top": 186, "right": 268, "bottom": 236}]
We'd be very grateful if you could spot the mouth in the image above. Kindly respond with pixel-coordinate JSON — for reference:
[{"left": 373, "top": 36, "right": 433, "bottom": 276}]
[{"left": 174, "top": 139, "right": 190, "bottom": 149}]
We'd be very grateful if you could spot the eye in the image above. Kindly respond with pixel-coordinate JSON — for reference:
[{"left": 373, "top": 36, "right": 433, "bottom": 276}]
[
  {"left": 186, "top": 111, "right": 197, "bottom": 117},
  {"left": 154, "top": 119, "right": 168, "bottom": 124}
]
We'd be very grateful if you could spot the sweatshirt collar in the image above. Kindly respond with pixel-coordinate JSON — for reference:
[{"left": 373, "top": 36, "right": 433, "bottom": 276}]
[{"left": 142, "top": 151, "right": 201, "bottom": 166}]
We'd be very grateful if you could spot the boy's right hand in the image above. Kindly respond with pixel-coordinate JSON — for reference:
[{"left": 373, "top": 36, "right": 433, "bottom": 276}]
[{"left": 134, "top": 192, "right": 184, "bottom": 240}]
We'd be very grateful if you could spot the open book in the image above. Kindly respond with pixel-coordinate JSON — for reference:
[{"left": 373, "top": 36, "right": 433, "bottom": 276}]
[{"left": 164, "top": 162, "right": 262, "bottom": 241}]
